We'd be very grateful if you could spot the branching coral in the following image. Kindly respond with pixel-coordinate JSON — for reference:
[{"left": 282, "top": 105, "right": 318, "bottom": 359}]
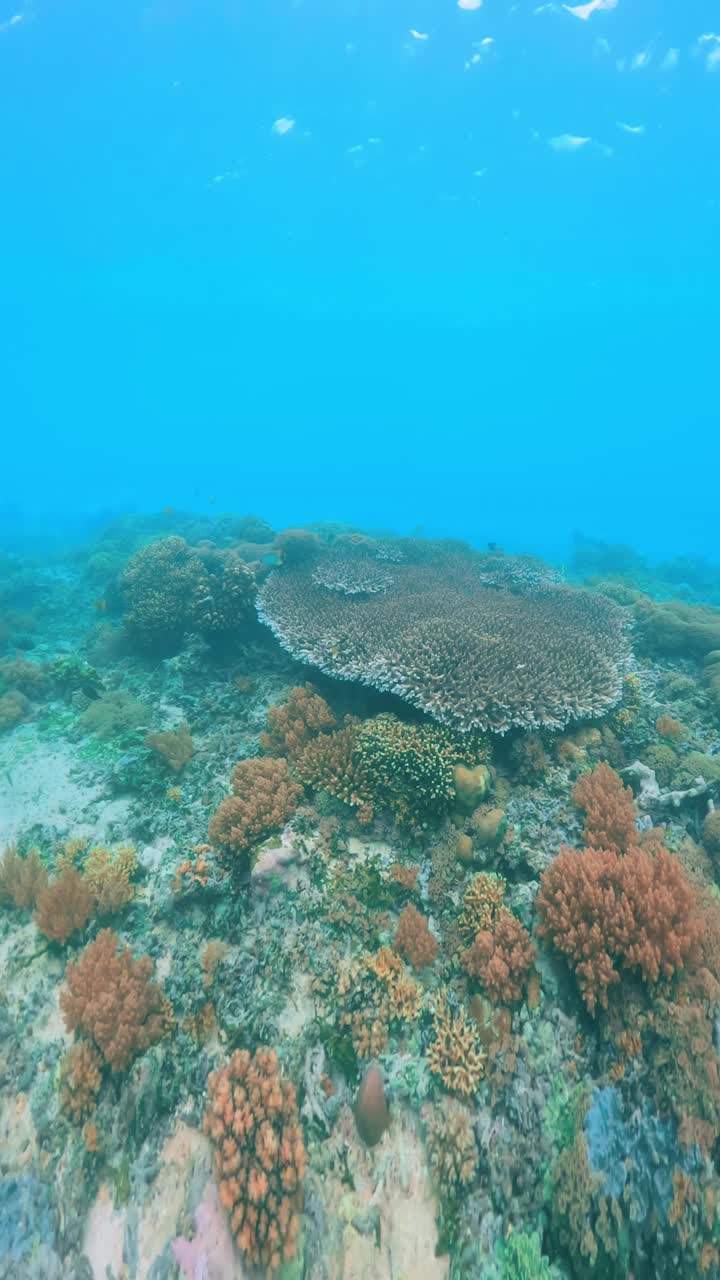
[
  {"left": 34, "top": 867, "right": 94, "bottom": 944},
  {"left": 423, "top": 1098, "right": 479, "bottom": 1192},
  {"left": 83, "top": 845, "right": 137, "bottom": 915},
  {"left": 60, "top": 928, "right": 169, "bottom": 1071},
  {"left": 259, "top": 683, "right": 336, "bottom": 758},
  {"left": 536, "top": 843, "right": 703, "bottom": 1013},
  {"left": 335, "top": 946, "right": 423, "bottom": 1060},
  {"left": 394, "top": 904, "right": 439, "bottom": 971},
  {"left": 145, "top": 722, "right": 194, "bottom": 771},
  {"left": 573, "top": 762, "right": 638, "bottom": 854},
  {"left": 0, "top": 845, "right": 48, "bottom": 910},
  {"left": 204, "top": 1047, "right": 305, "bottom": 1274},
  {"left": 461, "top": 907, "right": 536, "bottom": 1005},
  {"left": 59, "top": 1041, "right": 103, "bottom": 1122},
  {"left": 258, "top": 541, "right": 629, "bottom": 733},
  {"left": 209, "top": 757, "right": 302, "bottom": 861},
  {"left": 458, "top": 873, "right": 507, "bottom": 941},
  {"left": 427, "top": 995, "right": 486, "bottom": 1098}
]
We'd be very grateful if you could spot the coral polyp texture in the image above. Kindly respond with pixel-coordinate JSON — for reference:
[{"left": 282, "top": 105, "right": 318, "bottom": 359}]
[
  {"left": 209, "top": 756, "right": 303, "bottom": 859},
  {"left": 257, "top": 541, "right": 629, "bottom": 732},
  {"left": 60, "top": 928, "right": 169, "bottom": 1071},
  {"left": 204, "top": 1047, "right": 306, "bottom": 1274}
]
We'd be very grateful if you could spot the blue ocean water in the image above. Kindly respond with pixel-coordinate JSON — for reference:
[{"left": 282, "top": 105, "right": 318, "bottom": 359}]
[{"left": 1, "top": 0, "right": 718, "bottom": 563}]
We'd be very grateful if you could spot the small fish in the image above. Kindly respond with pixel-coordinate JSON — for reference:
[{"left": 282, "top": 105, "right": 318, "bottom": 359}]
[
  {"left": 163, "top": 505, "right": 175, "bottom": 517},
  {"left": 93, "top": 598, "right": 107, "bottom": 612}
]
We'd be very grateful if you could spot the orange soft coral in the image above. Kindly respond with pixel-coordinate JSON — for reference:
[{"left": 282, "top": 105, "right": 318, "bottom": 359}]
[
  {"left": 461, "top": 906, "right": 536, "bottom": 1005},
  {"left": 536, "top": 843, "right": 703, "bottom": 1013},
  {"left": 572, "top": 762, "right": 637, "bottom": 854},
  {"left": 34, "top": 866, "right": 94, "bottom": 944},
  {"left": 60, "top": 928, "right": 169, "bottom": 1071},
  {"left": 259, "top": 683, "right": 336, "bottom": 758},
  {"left": 209, "top": 757, "right": 302, "bottom": 860},
  {"left": 204, "top": 1047, "right": 305, "bottom": 1275},
  {"left": 394, "top": 903, "right": 439, "bottom": 971}
]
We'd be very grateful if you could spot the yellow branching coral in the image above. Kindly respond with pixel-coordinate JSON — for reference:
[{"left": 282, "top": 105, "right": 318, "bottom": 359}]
[
  {"left": 458, "top": 873, "right": 506, "bottom": 942},
  {"left": 84, "top": 845, "right": 138, "bottom": 915},
  {"left": 428, "top": 994, "right": 486, "bottom": 1099}
]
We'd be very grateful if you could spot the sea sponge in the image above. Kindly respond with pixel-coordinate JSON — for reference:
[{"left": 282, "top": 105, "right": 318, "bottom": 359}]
[
  {"left": 258, "top": 541, "right": 630, "bottom": 733},
  {"left": 394, "top": 903, "right": 439, "bottom": 971},
  {"left": 34, "top": 867, "right": 94, "bottom": 944},
  {"left": 60, "top": 928, "right": 169, "bottom": 1071},
  {"left": 204, "top": 1047, "right": 305, "bottom": 1273},
  {"left": 209, "top": 757, "right": 303, "bottom": 861}
]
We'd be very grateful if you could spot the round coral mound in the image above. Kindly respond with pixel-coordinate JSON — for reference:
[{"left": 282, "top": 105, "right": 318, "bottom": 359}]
[{"left": 204, "top": 1048, "right": 306, "bottom": 1274}]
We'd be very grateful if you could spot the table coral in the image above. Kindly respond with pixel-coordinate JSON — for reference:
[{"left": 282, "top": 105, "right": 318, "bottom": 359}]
[
  {"left": 60, "top": 928, "right": 169, "bottom": 1071},
  {"left": 209, "top": 757, "right": 302, "bottom": 861},
  {"left": 204, "top": 1047, "right": 305, "bottom": 1275}
]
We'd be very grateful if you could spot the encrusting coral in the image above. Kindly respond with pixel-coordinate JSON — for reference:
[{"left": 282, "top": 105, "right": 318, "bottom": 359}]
[
  {"left": 394, "top": 903, "right": 439, "bottom": 971},
  {"left": 209, "top": 757, "right": 303, "bottom": 861},
  {"left": 259, "top": 683, "right": 336, "bottom": 758},
  {"left": 204, "top": 1047, "right": 306, "bottom": 1274},
  {"left": 34, "top": 866, "right": 94, "bottom": 944},
  {"left": 258, "top": 540, "right": 630, "bottom": 733},
  {"left": 60, "top": 928, "right": 169, "bottom": 1071}
]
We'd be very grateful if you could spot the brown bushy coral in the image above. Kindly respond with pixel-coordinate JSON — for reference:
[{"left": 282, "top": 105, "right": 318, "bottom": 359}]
[
  {"left": 258, "top": 541, "right": 629, "bottom": 733},
  {"left": 0, "top": 845, "right": 48, "bottom": 909},
  {"left": 536, "top": 843, "right": 702, "bottom": 1013},
  {"left": 260, "top": 683, "right": 336, "bottom": 758},
  {"left": 60, "top": 928, "right": 168, "bottom": 1071},
  {"left": 428, "top": 995, "right": 486, "bottom": 1098},
  {"left": 204, "top": 1047, "right": 305, "bottom": 1274},
  {"left": 394, "top": 903, "right": 439, "bottom": 971},
  {"left": 209, "top": 757, "right": 302, "bottom": 860},
  {"left": 461, "top": 907, "right": 536, "bottom": 1006},
  {"left": 60, "top": 1041, "right": 103, "bottom": 1122},
  {"left": 572, "top": 762, "right": 637, "bottom": 854},
  {"left": 34, "top": 867, "right": 94, "bottom": 944},
  {"left": 145, "top": 722, "right": 194, "bottom": 771}
]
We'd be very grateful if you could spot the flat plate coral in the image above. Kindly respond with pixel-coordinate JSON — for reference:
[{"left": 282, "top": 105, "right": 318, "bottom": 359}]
[{"left": 257, "top": 542, "right": 630, "bottom": 733}]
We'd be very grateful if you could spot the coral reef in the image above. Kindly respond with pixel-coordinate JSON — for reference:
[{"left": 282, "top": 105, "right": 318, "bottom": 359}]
[
  {"left": 572, "top": 761, "right": 637, "bottom": 854},
  {"left": 209, "top": 757, "right": 302, "bottom": 862},
  {"left": 83, "top": 844, "right": 137, "bottom": 915},
  {"left": 394, "top": 903, "right": 439, "bottom": 971},
  {"left": 258, "top": 541, "right": 630, "bottom": 733},
  {"left": 204, "top": 1047, "right": 305, "bottom": 1273},
  {"left": 60, "top": 928, "right": 169, "bottom": 1071}
]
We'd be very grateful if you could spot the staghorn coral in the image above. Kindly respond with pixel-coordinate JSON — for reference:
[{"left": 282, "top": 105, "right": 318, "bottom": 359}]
[
  {"left": 83, "top": 844, "right": 137, "bottom": 915},
  {"left": 423, "top": 1098, "right": 479, "bottom": 1192},
  {"left": 536, "top": 843, "right": 703, "bottom": 1013},
  {"left": 204, "top": 1047, "right": 305, "bottom": 1274},
  {"left": 259, "top": 683, "right": 336, "bottom": 758},
  {"left": 573, "top": 762, "right": 638, "bottom": 855},
  {"left": 60, "top": 928, "right": 169, "bottom": 1071},
  {"left": 59, "top": 1041, "right": 103, "bottom": 1122},
  {"left": 461, "top": 906, "right": 536, "bottom": 1006},
  {"left": 0, "top": 845, "right": 48, "bottom": 910},
  {"left": 293, "top": 724, "right": 371, "bottom": 814},
  {"left": 258, "top": 541, "right": 629, "bottom": 733},
  {"left": 209, "top": 757, "right": 303, "bottom": 861},
  {"left": 145, "top": 722, "right": 194, "bottom": 771},
  {"left": 458, "top": 872, "right": 507, "bottom": 942},
  {"left": 428, "top": 995, "right": 486, "bottom": 1098},
  {"left": 354, "top": 713, "right": 489, "bottom": 826},
  {"left": 34, "top": 867, "right": 94, "bottom": 944},
  {"left": 394, "top": 903, "right": 439, "bottom": 971}
]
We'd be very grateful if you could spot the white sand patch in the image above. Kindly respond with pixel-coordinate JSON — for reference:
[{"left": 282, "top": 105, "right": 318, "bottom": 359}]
[
  {"left": 0, "top": 725, "right": 131, "bottom": 844},
  {"left": 83, "top": 1187, "right": 127, "bottom": 1280}
]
